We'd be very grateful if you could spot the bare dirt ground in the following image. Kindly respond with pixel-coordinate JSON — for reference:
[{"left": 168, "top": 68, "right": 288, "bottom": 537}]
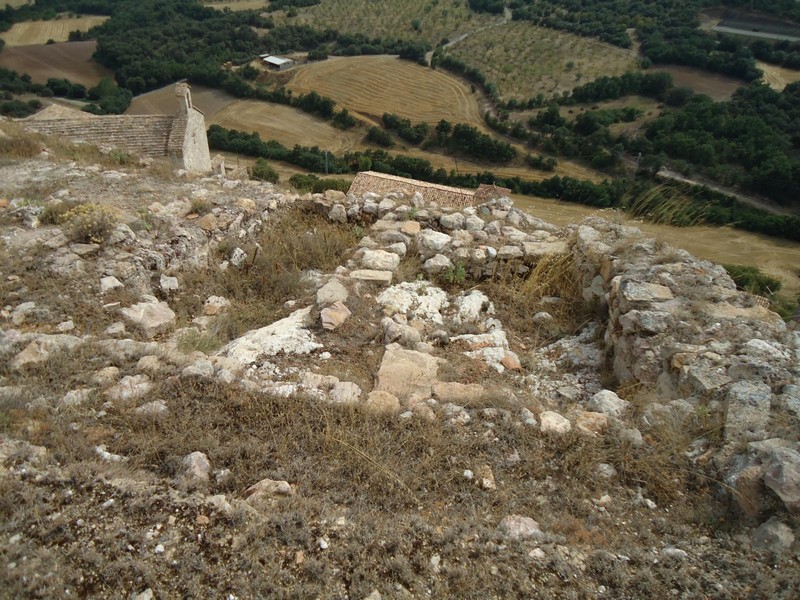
[
  {"left": 127, "top": 84, "right": 237, "bottom": 118},
  {"left": 287, "top": 56, "right": 484, "bottom": 126},
  {"left": 0, "top": 41, "right": 112, "bottom": 87},
  {"left": 0, "top": 16, "right": 108, "bottom": 47},
  {"left": 652, "top": 65, "right": 744, "bottom": 101}
]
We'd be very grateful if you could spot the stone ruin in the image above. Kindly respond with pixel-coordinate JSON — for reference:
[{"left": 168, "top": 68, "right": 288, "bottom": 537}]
[{"left": 19, "top": 82, "right": 212, "bottom": 173}]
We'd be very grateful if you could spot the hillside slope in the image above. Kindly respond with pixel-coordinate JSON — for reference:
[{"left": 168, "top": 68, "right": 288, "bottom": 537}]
[{"left": 0, "top": 126, "right": 798, "bottom": 598}]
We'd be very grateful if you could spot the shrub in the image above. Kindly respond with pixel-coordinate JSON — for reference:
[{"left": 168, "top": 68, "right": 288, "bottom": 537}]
[
  {"left": 189, "top": 197, "right": 212, "bottom": 215},
  {"left": 250, "top": 157, "right": 279, "bottom": 183},
  {"left": 60, "top": 203, "right": 117, "bottom": 243},
  {"left": 723, "top": 264, "right": 782, "bottom": 298}
]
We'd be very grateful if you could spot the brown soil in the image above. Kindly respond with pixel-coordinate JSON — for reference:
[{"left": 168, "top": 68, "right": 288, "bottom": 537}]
[
  {"left": 652, "top": 65, "right": 744, "bottom": 101},
  {"left": 0, "top": 41, "right": 113, "bottom": 87}
]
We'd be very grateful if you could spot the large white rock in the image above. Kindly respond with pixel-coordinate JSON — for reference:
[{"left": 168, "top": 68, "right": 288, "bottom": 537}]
[
  {"left": 377, "top": 281, "right": 449, "bottom": 325},
  {"left": 587, "top": 390, "right": 629, "bottom": 418},
  {"left": 375, "top": 343, "right": 441, "bottom": 400},
  {"left": 217, "top": 306, "right": 322, "bottom": 366},
  {"left": 452, "top": 290, "right": 494, "bottom": 324},
  {"left": 361, "top": 249, "right": 401, "bottom": 272},
  {"left": 120, "top": 297, "right": 176, "bottom": 339},
  {"left": 316, "top": 278, "right": 349, "bottom": 307},
  {"left": 498, "top": 515, "right": 542, "bottom": 540},
  {"left": 540, "top": 411, "right": 572, "bottom": 434},
  {"left": 418, "top": 230, "right": 452, "bottom": 255}
]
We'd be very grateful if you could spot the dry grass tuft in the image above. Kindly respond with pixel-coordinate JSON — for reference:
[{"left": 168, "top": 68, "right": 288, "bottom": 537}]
[
  {"left": 482, "top": 253, "right": 588, "bottom": 339},
  {"left": 174, "top": 206, "right": 359, "bottom": 339}
]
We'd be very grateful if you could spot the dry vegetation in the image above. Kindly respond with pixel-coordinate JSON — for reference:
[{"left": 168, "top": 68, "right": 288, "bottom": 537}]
[
  {"left": 292, "top": 0, "right": 496, "bottom": 48},
  {"left": 447, "top": 21, "right": 638, "bottom": 101},
  {"left": 0, "top": 40, "right": 112, "bottom": 87},
  {"left": 0, "top": 15, "right": 108, "bottom": 47}
]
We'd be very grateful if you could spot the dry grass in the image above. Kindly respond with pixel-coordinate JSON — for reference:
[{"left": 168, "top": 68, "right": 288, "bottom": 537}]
[
  {"left": 0, "top": 16, "right": 108, "bottom": 47},
  {"left": 481, "top": 253, "right": 589, "bottom": 340},
  {"left": 447, "top": 21, "right": 637, "bottom": 101}
]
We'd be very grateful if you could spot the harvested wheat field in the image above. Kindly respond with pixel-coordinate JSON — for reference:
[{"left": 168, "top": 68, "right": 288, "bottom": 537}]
[
  {"left": 1, "top": 0, "right": 34, "bottom": 7},
  {"left": 652, "top": 65, "right": 744, "bottom": 101},
  {"left": 447, "top": 21, "right": 638, "bottom": 100},
  {"left": 757, "top": 61, "right": 800, "bottom": 92},
  {"left": 0, "top": 16, "right": 108, "bottom": 47},
  {"left": 287, "top": 56, "right": 484, "bottom": 126},
  {"left": 127, "top": 84, "right": 237, "bottom": 117},
  {"left": 211, "top": 100, "right": 364, "bottom": 154},
  {"left": 0, "top": 41, "right": 112, "bottom": 87}
]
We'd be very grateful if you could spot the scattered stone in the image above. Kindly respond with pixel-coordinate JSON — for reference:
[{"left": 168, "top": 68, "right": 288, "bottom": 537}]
[
  {"left": 751, "top": 517, "right": 795, "bottom": 554},
  {"left": 423, "top": 254, "right": 454, "bottom": 274},
  {"left": 587, "top": 390, "right": 629, "bottom": 418},
  {"left": 432, "top": 381, "right": 485, "bottom": 404},
  {"left": 160, "top": 274, "right": 179, "bottom": 292},
  {"left": 203, "top": 295, "right": 231, "bottom": 316},
  {"left": 321, "top": 301, "right": 351, "bottom": 330},
  {"left": 329, "top": 381, "right": 362, "bottom": 404},
  {"left": 107, "top": 374, "right": 153, "bottom": 402},
  {"left": 349, "top": 269, "right": 393, "bottom": 285},
  {"left": 120, "top": 297, "right": 176, "bottom": 339},
  {"left": 316, "top": 278, "right": 349, "bottom": 307},
  {"left": 477, "top": 464, "right": 496, "bottom": 490},
  {"left": 135, "top": 400, "right": 168, "bottom": 416},
  {"left": 375, "top": 343, "right": 440, "bottom": 401},
  {"left": 661, "top": 547, "right": 688, "bottom": 560},
  {"left": 498, "top": 515, "right": 542, "bottom": 540},
  {"left": 218, "top": 306, "right": 322, "bottom": 365},
  {"left": 540, "top": 411, "right": 571, "bottom": 434},
  {"left": 182, "top": 451, "right": 211, "bottom": 483},
  {"left": 244, "top": 478, "right": 295, "bottom": 504},
  {"left": 575, "top": 411, "right": 608, "bottom": 436},
  {"left": 362, "top": 249, "right": 401, "bottom": 272},
  {"left": 365, "top": 390, "right": 401, "bottom": 414}
]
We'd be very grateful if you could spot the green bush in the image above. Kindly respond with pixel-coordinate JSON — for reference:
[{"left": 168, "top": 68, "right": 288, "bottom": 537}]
[
  {"left": 250, "top": 158, "right": 279, "bottom": 183},
  {"left": 723, "top": 264, "right": 782, "bottom": 297}
]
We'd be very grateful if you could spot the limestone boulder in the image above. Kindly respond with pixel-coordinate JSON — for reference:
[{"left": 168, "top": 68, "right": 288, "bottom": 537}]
[
  {"left": 120, "top": 297, "right": 176, "bottom": 339},
  {"left": 375, "top": 343, "right": 441, "bottom": 401}
]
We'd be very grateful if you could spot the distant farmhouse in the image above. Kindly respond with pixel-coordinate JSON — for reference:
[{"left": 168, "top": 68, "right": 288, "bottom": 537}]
[
  {"left": 260, "top": 54, "right": 294, "bottom": 71},
  {"left": 20, "top": 83, "right": 212, "bottom": 173},
  {"left": 348, "top": 171, "right": 511, "bottom": 207}
]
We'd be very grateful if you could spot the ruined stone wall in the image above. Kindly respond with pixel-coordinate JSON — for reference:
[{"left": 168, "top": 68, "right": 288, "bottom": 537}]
[{"left": 181, "top": 108, "right": 212, "bottom": 173}]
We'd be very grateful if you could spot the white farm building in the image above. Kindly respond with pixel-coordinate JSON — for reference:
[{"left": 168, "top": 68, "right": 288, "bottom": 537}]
[{"left": 260, "top": 55, "right": 294, "bottom": 71}]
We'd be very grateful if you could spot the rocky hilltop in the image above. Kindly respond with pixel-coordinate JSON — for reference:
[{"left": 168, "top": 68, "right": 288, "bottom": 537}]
[{"left": 0, "top": 129, "right": 799, "bottom": 598}]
